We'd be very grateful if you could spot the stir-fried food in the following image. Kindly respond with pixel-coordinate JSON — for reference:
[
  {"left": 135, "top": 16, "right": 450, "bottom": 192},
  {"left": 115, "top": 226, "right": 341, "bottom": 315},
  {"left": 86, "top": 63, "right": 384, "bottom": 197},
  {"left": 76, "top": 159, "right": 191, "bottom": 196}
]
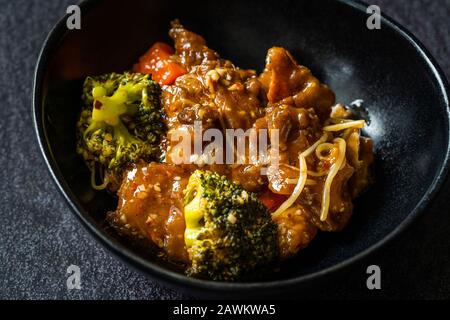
[{"left": 76, "top": 20, "right": 374, "bottom": 281}]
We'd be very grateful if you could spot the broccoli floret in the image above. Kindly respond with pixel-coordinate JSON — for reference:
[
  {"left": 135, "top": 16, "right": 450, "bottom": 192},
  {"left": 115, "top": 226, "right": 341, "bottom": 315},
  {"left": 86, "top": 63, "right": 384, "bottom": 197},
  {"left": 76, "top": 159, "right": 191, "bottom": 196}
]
[
  {"left": 183, "top": 170, "right": 278, "bottom": 281},
  {"left": 76, "top": 72, "right": 165, "bottom": 190}
]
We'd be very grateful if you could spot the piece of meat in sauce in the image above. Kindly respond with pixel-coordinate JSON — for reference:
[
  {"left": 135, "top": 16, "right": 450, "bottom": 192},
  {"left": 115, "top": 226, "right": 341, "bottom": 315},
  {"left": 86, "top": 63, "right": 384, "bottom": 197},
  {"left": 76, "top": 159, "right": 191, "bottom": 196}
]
[
  {"left": 163, "top": 21, "right": 267, "bottom": 190},
  {"left": 169, "top": 20, "right": 219, "bottom": 71},
  {"left": 251, "top": 47, "right": 335, "bottom": 194},
  {"left": 254, "top": 103, "right": 323, "bottom": 194},
  {"left": 273, "top": 205, "right": 318, "bottom": 259},
  {"left": 260, "top": 47, "right": 335, "bottom": 121},
  {"left": 303, "top": 163, "right": 355, "bottom": 232},
  {"left": 165, "top": 21, "right": 265, "bottom": 132},
  {"left": 109, "top": 162, "right": 192, "bottom": 262}
]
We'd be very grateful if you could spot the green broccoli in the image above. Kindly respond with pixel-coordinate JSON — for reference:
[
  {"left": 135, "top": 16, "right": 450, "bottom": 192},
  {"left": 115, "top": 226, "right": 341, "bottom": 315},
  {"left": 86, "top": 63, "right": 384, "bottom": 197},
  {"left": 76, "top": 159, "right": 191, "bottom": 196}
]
[
  {"left": 76, "top": 72, "right": 165, "bottom": 190},
  {"left": 183, "top": 170, "right": 279, "bottom": 281}
]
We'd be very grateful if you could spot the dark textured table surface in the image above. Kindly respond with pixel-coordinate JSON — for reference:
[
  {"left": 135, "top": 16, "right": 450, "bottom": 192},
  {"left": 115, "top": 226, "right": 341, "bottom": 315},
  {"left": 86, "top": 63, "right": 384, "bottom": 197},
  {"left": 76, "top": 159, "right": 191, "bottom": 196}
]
[{"left": 1, "top": 0, "right": 449, "bottom": 300}]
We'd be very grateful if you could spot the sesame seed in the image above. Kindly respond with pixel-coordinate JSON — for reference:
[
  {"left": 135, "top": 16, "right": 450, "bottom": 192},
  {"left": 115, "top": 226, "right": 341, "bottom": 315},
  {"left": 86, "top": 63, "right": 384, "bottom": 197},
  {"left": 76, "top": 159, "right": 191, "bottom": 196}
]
[
  {"left": 207, "top": 69, "right": 220, "bottom": 82},
  {"left": 227, "top": 213, "right": 237, "bottom": 224},
  {"left": 136, "top": 191, "right": 148, "bottom": 199},
  {"left": 228, "top": 84, "right": 240, "bottom": 91},
  {"left": 215, "top": 68, "right": 226, "bottom": 77},
  {"left": 198, "top": 108, "right": 205, "bottom": 119}
]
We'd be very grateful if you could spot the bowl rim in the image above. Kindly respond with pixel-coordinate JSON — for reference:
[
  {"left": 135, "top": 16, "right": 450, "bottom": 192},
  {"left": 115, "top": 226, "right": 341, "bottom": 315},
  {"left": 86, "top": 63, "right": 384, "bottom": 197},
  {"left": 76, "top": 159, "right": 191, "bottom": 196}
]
[{"left": 32, "top": 0, "right": 450, "bottom": 293}]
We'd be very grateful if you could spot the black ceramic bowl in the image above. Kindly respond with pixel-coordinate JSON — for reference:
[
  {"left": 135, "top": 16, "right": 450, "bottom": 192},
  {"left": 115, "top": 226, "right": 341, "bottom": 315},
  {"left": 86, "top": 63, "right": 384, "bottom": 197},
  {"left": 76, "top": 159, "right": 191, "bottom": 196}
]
[{"left": 33, "top": 0, "right": 450, "bottom": 297}]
